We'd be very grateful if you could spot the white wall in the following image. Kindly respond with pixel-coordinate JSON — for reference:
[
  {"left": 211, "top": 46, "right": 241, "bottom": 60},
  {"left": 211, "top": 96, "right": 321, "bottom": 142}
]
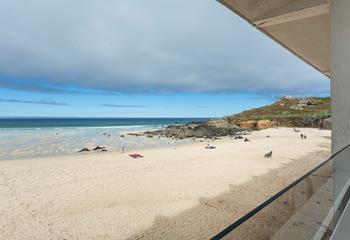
[
  {"left": 331, "top": 0, "right": 350, "bottom": 204},
  {"left": 331, "top": 0, "right": 350, "bottom": 153}
]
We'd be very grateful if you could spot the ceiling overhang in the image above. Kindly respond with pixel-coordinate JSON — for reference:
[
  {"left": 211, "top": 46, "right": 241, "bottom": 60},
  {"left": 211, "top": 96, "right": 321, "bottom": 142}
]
[{"left": 218, "top": 0, "right": 330, "bottom": 77}]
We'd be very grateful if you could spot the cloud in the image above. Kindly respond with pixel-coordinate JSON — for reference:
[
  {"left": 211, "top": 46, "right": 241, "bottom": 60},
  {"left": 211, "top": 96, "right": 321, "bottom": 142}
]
[
  {"left": 100, "top": 104, "right": 146, "bottom": 108},
  {"left": 0, "top": 78, "right": 65, "bottom": 93},
  {"left": 0, "top": 0, "right": 329, "bottom": 95},
  {"left": 0, "top": 98, "right": 69, "bottom": 106}
]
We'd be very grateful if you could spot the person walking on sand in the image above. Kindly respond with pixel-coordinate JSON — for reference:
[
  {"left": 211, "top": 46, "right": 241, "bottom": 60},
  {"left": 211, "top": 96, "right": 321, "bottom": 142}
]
[{"left": 121, "top": 145, "right": 125, "bottom": 153}]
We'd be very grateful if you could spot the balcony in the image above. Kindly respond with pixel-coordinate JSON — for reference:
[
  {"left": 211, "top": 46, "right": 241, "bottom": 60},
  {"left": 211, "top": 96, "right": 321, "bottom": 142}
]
[{"left": 212, "top": 144, "right": 350, "bottom": 240}]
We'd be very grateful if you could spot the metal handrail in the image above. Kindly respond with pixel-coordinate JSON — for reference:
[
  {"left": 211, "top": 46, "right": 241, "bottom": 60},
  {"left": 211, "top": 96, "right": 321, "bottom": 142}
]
[{"left": 211, "top": 144, "right": 350, "bottom": 240}]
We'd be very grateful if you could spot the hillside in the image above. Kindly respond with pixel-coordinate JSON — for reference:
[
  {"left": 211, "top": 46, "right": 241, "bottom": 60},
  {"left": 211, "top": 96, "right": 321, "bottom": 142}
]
[
  {"left": 142, "top": 96, "right": 331, "bottom": 139},
  {"left": 225, "top": 96, "right": 331, "bottom": 129}
]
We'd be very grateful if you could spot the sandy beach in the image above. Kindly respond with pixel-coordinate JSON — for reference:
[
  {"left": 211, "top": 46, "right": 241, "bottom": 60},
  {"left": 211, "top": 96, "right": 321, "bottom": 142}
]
[{"left": 0, "top": 128, "right": 331, "bottom": 240}]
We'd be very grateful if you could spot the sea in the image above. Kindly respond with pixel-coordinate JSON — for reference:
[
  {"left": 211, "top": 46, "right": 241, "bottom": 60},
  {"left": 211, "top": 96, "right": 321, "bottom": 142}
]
[{"left": 0, "top": 118, "right": 209, "bottom": 160}]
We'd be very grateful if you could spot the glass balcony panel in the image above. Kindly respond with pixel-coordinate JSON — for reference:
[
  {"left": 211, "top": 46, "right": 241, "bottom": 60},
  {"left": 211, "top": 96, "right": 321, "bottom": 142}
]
[{"left": 211, "top": 146, "right": 350, "bottom": 240}]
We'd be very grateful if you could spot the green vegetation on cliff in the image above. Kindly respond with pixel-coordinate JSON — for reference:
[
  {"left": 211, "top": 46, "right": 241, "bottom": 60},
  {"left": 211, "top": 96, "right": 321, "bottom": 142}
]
[{"left": 225, "top": 97, "right": 331, "bottom": 127}]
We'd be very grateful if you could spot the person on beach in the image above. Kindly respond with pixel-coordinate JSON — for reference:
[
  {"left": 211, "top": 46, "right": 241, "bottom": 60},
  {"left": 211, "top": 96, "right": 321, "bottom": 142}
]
[
  {"left": 121, "top": 145, "right": 125, "bottom": 153},
  {"left": 264, "top": 151, "right": 273, "bottom": 158},
  {"left": 205, "top": 143, "right": 216, "bottom": 149}
]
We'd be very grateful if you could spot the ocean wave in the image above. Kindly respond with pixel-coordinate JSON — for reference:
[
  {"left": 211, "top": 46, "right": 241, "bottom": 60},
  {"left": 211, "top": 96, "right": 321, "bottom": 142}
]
[{"left": 0, "top": 124, "right": 166, "bottom": 131}]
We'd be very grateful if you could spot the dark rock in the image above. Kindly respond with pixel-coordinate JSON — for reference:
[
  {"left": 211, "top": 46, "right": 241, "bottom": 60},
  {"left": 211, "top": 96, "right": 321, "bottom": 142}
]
[
  {"left": 93, "top": 146, "right": 105, "bottom": 151},
  {"left": 78, "top": 147, "right": 90, "bottom": 152},
  {"left": 127, "top": 133, "right": 141, "bottom": 137},
  {"left": 138, "top": 119, "right": 244, "bottom": 139}
]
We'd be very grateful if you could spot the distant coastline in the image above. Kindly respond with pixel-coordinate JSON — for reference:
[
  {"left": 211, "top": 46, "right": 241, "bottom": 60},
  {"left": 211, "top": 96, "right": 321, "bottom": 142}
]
[{"left": 0, "top": 117, "right": 210, "bottom": 129}]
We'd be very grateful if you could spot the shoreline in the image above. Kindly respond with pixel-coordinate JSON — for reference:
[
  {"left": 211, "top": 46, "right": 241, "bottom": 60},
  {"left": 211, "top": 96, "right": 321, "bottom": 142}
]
[
  {"left": 0, "top": 134, "right": 200, "bottom": 162},
  {"left": 0, "top": 125, "right": 194, "bottom": 160},
  {"left": 0, "top": 126, "right": 323, "bottom": 161}
]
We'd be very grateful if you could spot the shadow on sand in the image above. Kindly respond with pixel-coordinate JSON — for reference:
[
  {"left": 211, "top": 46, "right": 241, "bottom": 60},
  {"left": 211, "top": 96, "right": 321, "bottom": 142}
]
[{"left": 127, "top": 149, "right": 333, "bottom": 240}]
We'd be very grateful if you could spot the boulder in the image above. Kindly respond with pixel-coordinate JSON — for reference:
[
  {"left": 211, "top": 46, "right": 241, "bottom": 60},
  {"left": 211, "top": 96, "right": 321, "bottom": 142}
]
[
  {"left": 323, "top": 118, "right": 331, "bottom": 130},
  {"left": 139, "top": 120, "right": 244, "bottom": 139},
  {"left": 78, "top": 147, "right": 90, "bottom": 152},
  {"left": 93, "top": 146, "right": 105, "bottom": 151}
]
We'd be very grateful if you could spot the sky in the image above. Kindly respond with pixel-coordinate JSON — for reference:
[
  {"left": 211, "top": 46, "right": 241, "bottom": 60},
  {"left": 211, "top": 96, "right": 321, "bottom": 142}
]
[{"left": 0, "top": 0, "right": 330, "bottom": 118}]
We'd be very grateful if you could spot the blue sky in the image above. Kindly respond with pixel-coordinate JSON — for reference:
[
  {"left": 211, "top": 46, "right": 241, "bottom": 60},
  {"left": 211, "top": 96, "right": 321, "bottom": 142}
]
[
  {"left": 0, "top": 0, "right": 329, "bottom": 118},
  {"left": 0, "top": 88, "right": 276, "bottom": 118}
]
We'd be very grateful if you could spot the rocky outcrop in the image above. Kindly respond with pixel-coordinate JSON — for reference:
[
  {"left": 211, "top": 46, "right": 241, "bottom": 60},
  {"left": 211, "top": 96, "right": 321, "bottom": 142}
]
[
  {"left": 142, "top": 120, "right": 244, "bottom": 139},
  {"left": 93, "top": 146, "right": 107, "bottom": 152},
  {"left": 235, "top": 115, "right": 330, "bottom": 130},
  {"left": 78, "top": 146, "right": 108, "bottom": 153},
  {"left": 289, "top": 98, "right": 320, "bottom": 111},
  {"left": 238, "top": 120, "right": 276, "bottom": 129},
  {"left": 134, "top": 97, "right": 331, "bottom": 139},
  {"left": 78, "top": 147, "right": 90, "bottom": 152},
  {"left": 323, "top": 118, "right": 331, "bottom": 130}
]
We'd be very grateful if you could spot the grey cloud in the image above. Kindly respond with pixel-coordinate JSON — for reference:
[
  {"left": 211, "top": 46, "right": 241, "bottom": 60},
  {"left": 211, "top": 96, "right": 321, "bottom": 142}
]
[
  {"left": 100, "top": 104, "right": 146, "bottom": 108},
  {"left": 0, "top": 79, "right": 65, "bottom": 93},
  {"left": 0, "top": 98, "right": 69, "bottom": 106},
  {"left": 0, "top": 0, "right": 329, "bottom": 95}
]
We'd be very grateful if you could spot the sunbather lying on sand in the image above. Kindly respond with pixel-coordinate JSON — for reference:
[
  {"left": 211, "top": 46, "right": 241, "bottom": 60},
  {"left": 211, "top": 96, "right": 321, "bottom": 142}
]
[{"left": 205, "top": 144, "right": 216, "bottom": 149}]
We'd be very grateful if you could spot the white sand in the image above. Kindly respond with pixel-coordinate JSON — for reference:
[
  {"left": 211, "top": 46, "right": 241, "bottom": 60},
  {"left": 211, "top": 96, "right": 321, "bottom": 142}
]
[{"left": 0, "top": 128, "right": 331, "bottom": 240}]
